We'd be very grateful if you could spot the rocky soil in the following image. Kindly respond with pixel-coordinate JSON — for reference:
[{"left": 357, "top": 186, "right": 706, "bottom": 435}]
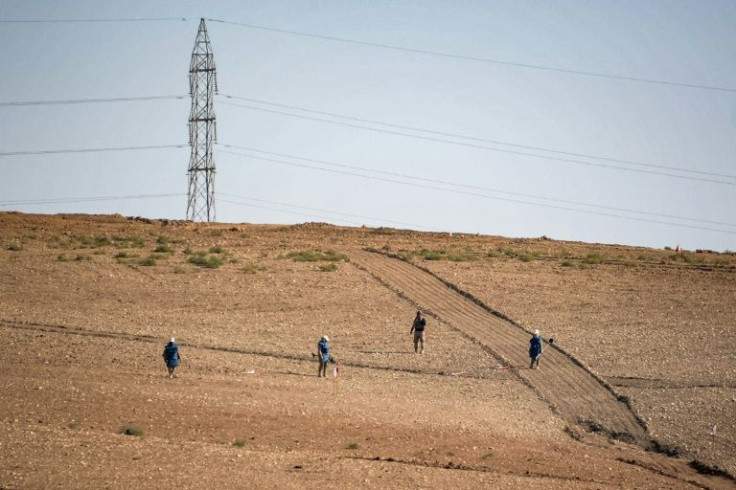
[{"left": 0, "top": 212, "right": 734, "bottom": 489}]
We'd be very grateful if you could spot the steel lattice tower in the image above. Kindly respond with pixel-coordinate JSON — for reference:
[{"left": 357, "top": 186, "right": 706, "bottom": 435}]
[{"left": 187, "top": 18, "right": 218, "bottom": 222}]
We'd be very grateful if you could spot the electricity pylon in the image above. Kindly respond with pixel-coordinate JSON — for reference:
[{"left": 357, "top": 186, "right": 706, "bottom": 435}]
[{"left": 187, "top": 18, "right": 218, "bottom": 222}]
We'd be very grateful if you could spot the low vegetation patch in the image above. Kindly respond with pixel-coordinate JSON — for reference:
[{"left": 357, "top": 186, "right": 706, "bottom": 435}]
[
  {"left": 119, "top": 425, "right": 144, "bottom": 437},
  {"left": 154, "top": 243, "right": 174, "bottom": 253},
  {"left": 285, "top": 250, "right": 349, "bottom": 262},
  {"left": 345, "top": 442, "right": 360, "bottom": 450},
  {"left": 139, "top": 255, "right": 158, "bottom": 267},
  {"left": 189, "top": 252, "right": 224, "bottom": 269},
  {"left": 232, "top": 439, "right": 246, "bottom": 448},
  {"left": 401, "top": 247, "right": 479, "bottom": 262},
  {"left": 318, "top": 263, "right": 338, "bottom": 272},
  {"left": 241, "top": 263, "right": 266, "bottom": 274},
  {"left": 6, "top": 243, "right": 22, "bottom": 251},
  {"left": 582, "top": 253, "right": 606, "bottom": 265}
]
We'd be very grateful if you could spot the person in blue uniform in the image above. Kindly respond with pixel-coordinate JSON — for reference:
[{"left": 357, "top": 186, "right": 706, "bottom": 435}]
[
  {"left": 529, "top": 330, "right": 543, "bottom": 369},
  {"left": 162, "top": 337, "right": 181, "bottom": 378},
  {"left": 317, "top": 335, "right": 330, "bottom": 378}
]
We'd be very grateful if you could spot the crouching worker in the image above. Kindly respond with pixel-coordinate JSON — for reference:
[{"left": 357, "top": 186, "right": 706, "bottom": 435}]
[
  {"left": 163, "top": 337, "right": 181, "bottom": 378},
  {"left": 317, "top": 335, "right": 330, "bottom": 378},
  {"left": 529, "top": 330, "right": 543, "bottom": 369}
]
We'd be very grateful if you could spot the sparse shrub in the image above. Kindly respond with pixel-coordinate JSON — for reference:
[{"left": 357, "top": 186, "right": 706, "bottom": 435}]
[
  {"left": 189, "top": 254, "right": 224, "bottom": 269},
  {"left": 322, "top": 250, "right": 349, "bottom": 262},
  {"left": 93, "top": 236, "right": 112, "bottom": 248},
  {"left": 446, "top": 249, "right": 478, "bottom": 262},
  {"left": 75, "top": 254, "right": 90, "bottom": 262},
  {"left": 209, "top": 229, "right": 224, "bottom": 237},
  {"left": 286, "top": 250, "right": 349, "bottom": 263},
  {"left": 381, "top": 244, "right": 391, "bottom": 251},
  {"left": 140, "top": 256, "right": 157, "bottom": 266},
  {"left": 154, "top": 244, "right": 173, "bottom": 253},
  {"left": 664, "top": 246, "right": 672, "bottom": 251},
  {"left": 486, "top": 250, "right": 500, "bottom": 258},
  {"left": 57, "top": 254, "right": 69, "bottom": 262},
  {"left": 111, "top": 236, "right": 144, "bottom": 249},
  {"left": 7, "top": 243, "right": 22, "bottom": 251},
  {"left": 173, "top": 266, "right": 186, "bottom": 274},
  {"left": 669, "top": 252, "right": 693, "bottom": 264},
  {"left": 582, "top": 253, "right": 606, "bottom": 265},
  {"left": 114, "top": 251, "right": 139, "bottom": 261},
  {"left": 417, "top": 249, "right": 443, "bottom": 260},
  {"left": 156, "top": 235, "right": 169, "bottom": 245},
  {"left": 120, "top": 425, "right": 144, "bottom": 437},
  {"left": 182, "top": 247, "right": 193, "bottom": 255},
  {"left": 232, "top": 439, "right": 246, "bottom": 448},
  {"left": 519, "top": 253, "right": 535, "bottom": 262},
  {"left": 209, "top": 246, "right": 225, "bottom": 254},
  {"left": 289, "top": 250, "right": 323, "bottom": 262},
  {"left": 561, "top": 260, "right": 573, "bottom": 267},
  {"left": 480, "top": 451, "right": 494, "bottom": 460},
  {"left": 346, "top": 443, "right": 360, "bottom": 450},
  {"left": 319, "top": 263, "right": 338, "bottom": 272},
  {"left": 240, "top": 263, "right": 265, "bottom": 274}
]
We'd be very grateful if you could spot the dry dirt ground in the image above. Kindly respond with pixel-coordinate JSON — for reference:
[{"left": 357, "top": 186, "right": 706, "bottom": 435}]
[{"left": 0, "top": 212, "right": 734, "bottom": 489}]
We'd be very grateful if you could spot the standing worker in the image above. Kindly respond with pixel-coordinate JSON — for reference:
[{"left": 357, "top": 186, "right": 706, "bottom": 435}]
[
  {"left": 529, "top": 330, "right": 543, "bottom": 369},
  {"left": 162, "top": 337, "right": 181, "bottom": 378},
  {"left": 317, "top": 335, "right": 330, "bottom": 378},
  {"left": 410, "top": 310, "right": 426, "bottom": 354}
]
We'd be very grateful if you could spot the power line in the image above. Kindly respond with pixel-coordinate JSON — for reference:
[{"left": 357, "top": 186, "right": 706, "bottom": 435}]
[
  {"left": 218, "top": 147, "right": 736, "bottom": 235},
  {"left": 219, "top": 193, "right": 433, "bottom": 230},
  {"left": 0, "top": 144, "right": 186, "bottom": 157},
  {"left": 208, "top": 18, "right": 736, "bottom": 94},
  {"left": 219, "top": 144, "right": 736, "bottom": 229},
  {"left": 0, "top": 95, "right": 186, "bottom": 107},
  {"left": 218, "top": 101, "right": 736, "bottom": 187},
  {"left": 219, "top": 94, "right": 736, "bottom": 181},
  {"left": 0, "top": 193, "right": 183, "bottom": 207},
  {"left": 0, "top": 17, "right": 188, "bottom": 24}
]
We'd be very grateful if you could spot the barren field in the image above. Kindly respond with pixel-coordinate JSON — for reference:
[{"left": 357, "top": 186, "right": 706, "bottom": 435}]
[{"left": 0, "top": 212, "right": 734, "bottom": 489}]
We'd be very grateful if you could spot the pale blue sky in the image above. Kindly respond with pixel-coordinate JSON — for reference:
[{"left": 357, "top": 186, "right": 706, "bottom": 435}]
[{"left": 1, "top": 1, "right": 735, "bottom": 250}]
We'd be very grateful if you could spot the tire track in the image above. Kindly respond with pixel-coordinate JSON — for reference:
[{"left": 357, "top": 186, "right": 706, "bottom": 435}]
[{"left": 351, "top": 250, "right": 649, "bottom": 443}]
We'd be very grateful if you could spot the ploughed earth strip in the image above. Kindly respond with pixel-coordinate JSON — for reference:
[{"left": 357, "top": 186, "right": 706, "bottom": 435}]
[{"left": 351, "top": 249, "right": 649, "bottom": 444}]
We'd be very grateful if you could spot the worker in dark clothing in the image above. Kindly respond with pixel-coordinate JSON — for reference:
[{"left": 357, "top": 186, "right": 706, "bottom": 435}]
[
  {"left": 162, "top": 337, "right": 181, "bottom": 378},
  {"left": 529, "top": 330, "right": 543, "bottom": 369},
  {"left": 410, "top": 310, "right": 426, "bottom": 353}
]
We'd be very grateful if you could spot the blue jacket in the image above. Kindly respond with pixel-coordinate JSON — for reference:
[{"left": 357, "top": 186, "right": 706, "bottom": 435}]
[
  {"left": 318, "top": 339, "right": 330, "bottom": 363},
  {"left": 163, "top": 342, "right": 180, "bottom": 367},
  {"left": 529, "top": 336, "right": 543, "bottom": 359}
]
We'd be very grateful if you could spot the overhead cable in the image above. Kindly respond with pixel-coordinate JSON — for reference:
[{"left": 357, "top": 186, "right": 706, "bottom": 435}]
[
  {"left": 219, "top": 94, "right": 736, "bottom": 181},
  {"left": 218, "top": 147, "right": 736, "bottom": 235},
  {"left": 0, "top": 144, "right": 186, "bottom": 157},
  {"left": 0, "top": 17, "right": 188, "bottom": 23},
  {"left": 218, "top": 101, "right": 736, "bottom": 187},
  {"left": 0, "top": 193, "right": 183, "bottom": 207},
  {"left": 219, "top": 144, "right": 736, "bottom": 229},
  {"left": 0, "top": 95, "right": 187, "bottom": 107},
  {"left": 208, "top": 18, "right": 735, "bottom": 93}
]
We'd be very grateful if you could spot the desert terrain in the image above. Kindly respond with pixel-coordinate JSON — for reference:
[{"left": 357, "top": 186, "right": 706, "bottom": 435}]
[{"left": 0, "top": 212, "right": 734, "bottom": 489}]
